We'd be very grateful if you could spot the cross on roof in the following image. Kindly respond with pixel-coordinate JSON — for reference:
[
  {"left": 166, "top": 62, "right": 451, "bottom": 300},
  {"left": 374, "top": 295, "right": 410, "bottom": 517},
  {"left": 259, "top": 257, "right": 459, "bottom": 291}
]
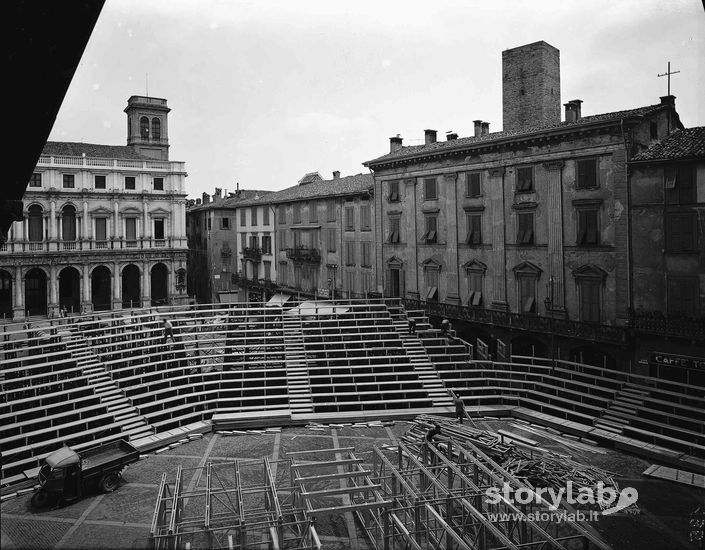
[{"left": 658, "top": 61, "right": 680, "bottom": 96}]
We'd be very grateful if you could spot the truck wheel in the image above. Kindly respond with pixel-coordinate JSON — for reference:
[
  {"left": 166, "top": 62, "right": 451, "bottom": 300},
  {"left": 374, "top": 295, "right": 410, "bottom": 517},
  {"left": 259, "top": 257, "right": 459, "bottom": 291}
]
[
  {"left": 31, "top": 490, "right": 53, "bottom": 508},
  {"left": 98, "top": 472, "right": 120, "bottom": 493}
]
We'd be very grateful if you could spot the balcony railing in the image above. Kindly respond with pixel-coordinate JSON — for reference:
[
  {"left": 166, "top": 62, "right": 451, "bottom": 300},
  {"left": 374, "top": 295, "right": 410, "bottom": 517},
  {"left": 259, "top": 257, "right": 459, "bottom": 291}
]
[
  {"left": 243, "top": 247, "right": 262, "bottom": 261},
  {"left": 628, "top": 309, "right": 705, "bottom": 341},
  {"left": 402, "top": 298, "right": 630, "bottom": 345},
  {"left": 0, "top": 238, "right": 182, "bottom": 253},
  {"left": 286, "top": 246, "right": 321, "bottom": 263},
  {"left": 36, "top": 155, "right": 185, "bottom": 173}
]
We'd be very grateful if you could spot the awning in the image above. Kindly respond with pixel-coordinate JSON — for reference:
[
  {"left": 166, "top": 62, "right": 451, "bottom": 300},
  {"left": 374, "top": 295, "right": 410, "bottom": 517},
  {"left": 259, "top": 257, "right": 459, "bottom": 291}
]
[{"left": 266, "top": 293, "right": 293, "bottom": 307}]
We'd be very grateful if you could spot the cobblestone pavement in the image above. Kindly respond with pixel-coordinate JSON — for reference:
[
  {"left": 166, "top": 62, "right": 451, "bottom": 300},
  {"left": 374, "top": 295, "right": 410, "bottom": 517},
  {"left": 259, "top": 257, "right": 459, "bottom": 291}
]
[{"left": 2, "top": 420, "right": 703, "bottom": 549}]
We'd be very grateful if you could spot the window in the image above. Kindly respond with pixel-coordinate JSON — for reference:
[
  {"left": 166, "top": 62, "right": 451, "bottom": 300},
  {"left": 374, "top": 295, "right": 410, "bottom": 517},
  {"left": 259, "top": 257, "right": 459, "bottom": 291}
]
[
  {"left": 345, "top": 241, "right": 356, "bottom": 266},
  {"left": 465, "top": 213, "right": 482, "bottom": 245},
  {"left": 424, "top": 177, "right": 437, "bottom": 200},
  {"left": 262, "top": 207, "right": 270, "bottom": 225},
  {"left": 221, "top": 217, "right": 231, "bottom": 230},
  {"left": 279, "top": 262, "right": 288, "bottom": 286},
  {"left": 151, "top": 118, "right": 161, "bottom": 140},
  {"left": 125, "top": 218, "right": 137, "bottom": 241},
  {"left": 153, "top": 177, "right": 164, "bottom": 191},
  {"left": 61, "top": 205, "right": 76, "bottom": 240},
  {"left": 278, "top": 229, "right": 286, "bottom": 250},
  {"left": 95, "top": 218, "right": 107, "bottom": 242},
  {"left": 293, "top": 203, "right": 301, "bottom": 224},
  {"left": 241, "top": 233, "right": 247, "bottom": 250},
  {"left": 29, "top": 173, "right": 42, "bottom": 187},
  {"left": 576, "top": 159, "right": 598, "bottom": 189},
  {"left": 327, "top": 199, "right": 336, "bottom": 222},
  {"left": 344, "top": 206, "right": 354, "bottom": 230},
  {"left": 309, "top": 201, "right": 317, "bottom": 223},
  {"left": 666, "top": 211, "right": 697, "bottom": 252},
  {"left": 154, "top": 219, "right": 165, "bottom": 240},
  {"left": 665, "top": 165, "right": 696, "bottom": 205},
  {"left": 667, "top": 275, "right": 699, "bottom": 316},
  {"left": 422, "top": 215, "right": 437, "bottom": 243},
  {"left": 388, "top": 181, "right": 400, "bottom": 202},
  {"left": 517, "top": 212, "right": 534, "bottom": 244},
  {"left": 467, "top": 271, "right": 483, "bottom": 306},
  {"left": 264, "top": 261, "right": 272, "bottom": 281},
  {"left": 577, "top": 209, "right": 599, "bottom": 245},
  {"left": 327, "top": 228, "right": 337, "bottom": 252},
  {"left": 262, "top": 235, "right": 272, "bottom": 254},
  {"left": 360, "top": 204, "right": 371, "bottom": 231},
  {"left": 650, "top": 122, "right": 658, "bottom": 140},
  {"left": 579, "top": 279, "right": 601, "bottom": 323},
  {"left": 63, "top": 174, "right": 75, "bottom": 189},
  {"left": 249, "top": 235, "right": 258, "bottom": 249},
  {"left": 277, "top": 205, "right": 287, "bottom": 224},
  {"left": 424, "top": 268, "right": 439, "bottom": 302},
  {"left": 387, "top": 216, "right": 400, "bottom": 243},
  {"left": 361, "top": 241, "right": 372, "bottom": 267},
  {"left": 465, "top": 172, "right": 481, "bottom": 197},
  {"left": 125, "top": 176, "right": 136, "bottom": 190},
  {"left": 207, "top": 217, "right": 212, "bottom": 231},
  {"left": 28, "top": 205, "right": 43, "bottom": 241},
  {"left": 516, "top": 166, "right": 534, "bottom": 192},
  {"left": 94, "top": 175, "right": 106, "bottom": 189},
  {"left": 140, "top": 116, "right": 149, "bottom": 139},
  {"left": 518, "top": 276, "right": 536, "bottom": 313}
]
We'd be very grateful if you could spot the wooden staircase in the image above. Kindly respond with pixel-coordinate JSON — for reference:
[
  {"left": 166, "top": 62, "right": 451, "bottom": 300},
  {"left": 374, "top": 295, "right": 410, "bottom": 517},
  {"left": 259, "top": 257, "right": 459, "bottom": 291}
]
[
  {"left": 282, "top": 316, "right": 314, "bottom": 414},
  {"left": 594, "top": 384, "right": 649, "bottom": 434},
  {"left": 61, "top": 330, "right": 154, "bottom": 442}
]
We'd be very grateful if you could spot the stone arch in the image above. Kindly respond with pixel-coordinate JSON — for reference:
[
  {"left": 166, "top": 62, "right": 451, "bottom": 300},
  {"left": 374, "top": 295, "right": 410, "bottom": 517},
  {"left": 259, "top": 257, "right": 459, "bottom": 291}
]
[
  {"left": 58, "top": 266, "right": 81, "bottom": 313},
  {"left": 25, "top": 267, "right": 48, "bottom": 316},
  {"left": 150, "top": 262, "right": 169, "bottom": 306},
  {"left": 91, "top": 265, "right": 112, "bottom": 311},
  {"left": 122, "top": 264, "right": 141, "bottom": 308},
  {"left": 0, "top": 269, "right": 13, "bottom": 319}
]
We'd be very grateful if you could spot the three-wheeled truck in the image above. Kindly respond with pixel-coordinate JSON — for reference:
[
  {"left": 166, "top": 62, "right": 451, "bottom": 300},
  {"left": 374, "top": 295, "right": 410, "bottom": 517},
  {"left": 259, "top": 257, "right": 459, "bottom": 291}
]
[{"left": 31, "top": 439, "right": 140, "bottom": 508}]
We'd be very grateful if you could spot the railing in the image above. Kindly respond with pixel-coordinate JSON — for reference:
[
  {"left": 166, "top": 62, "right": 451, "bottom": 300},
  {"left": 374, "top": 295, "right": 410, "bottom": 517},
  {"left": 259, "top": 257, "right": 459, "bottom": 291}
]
[
  {"left": 63, "top": 241, "right": 77, "bottom": 250},
  {"left": 36, "top": 155, "right": 185, "bottom": 173},
  {"left": 628, "top": 309, "right": 705, "bottom": 341},
  {"left": 285, "top": 247, "right": 321, "bottom": 263},
  {"left": 402, "top": 298, "right": 630, "bottom": 345},
  {"left": 243, "top": 247, "right": 262, "bottom": 260},
  {"left": 0, "top": 238, "right": 183, "bottom": 253}
]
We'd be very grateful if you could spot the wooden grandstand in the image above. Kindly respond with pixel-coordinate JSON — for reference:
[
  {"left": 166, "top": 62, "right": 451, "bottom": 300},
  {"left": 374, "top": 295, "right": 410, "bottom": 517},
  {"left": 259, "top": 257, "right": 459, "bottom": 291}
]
[{"left": 1, "top": 298, "right": 703, "bottom": 487}]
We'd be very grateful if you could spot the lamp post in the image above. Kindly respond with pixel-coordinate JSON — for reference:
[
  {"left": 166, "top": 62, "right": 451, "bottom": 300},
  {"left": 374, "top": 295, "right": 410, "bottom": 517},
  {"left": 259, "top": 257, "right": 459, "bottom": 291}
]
[{"left": 543, "top": 276, "right": 556, "bottom": 370}]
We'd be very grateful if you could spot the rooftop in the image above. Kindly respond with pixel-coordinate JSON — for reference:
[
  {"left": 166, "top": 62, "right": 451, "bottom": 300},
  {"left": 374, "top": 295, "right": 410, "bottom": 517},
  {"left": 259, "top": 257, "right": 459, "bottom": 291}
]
[
  {"left": 42, "top": 141, "right": 148, "bottom": 160},
  {"left": 631, "top": 126, "right": 705, "bottom": 162},
  {"left": 236, "top": 173, "right": 373, "bottom": 206}
]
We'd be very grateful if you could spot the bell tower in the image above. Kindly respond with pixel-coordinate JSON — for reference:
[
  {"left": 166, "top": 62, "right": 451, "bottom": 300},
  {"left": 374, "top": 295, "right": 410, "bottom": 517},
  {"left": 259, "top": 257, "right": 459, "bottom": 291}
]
[{"left": 124, "top": 95, "right": 170, "bottom": 160}]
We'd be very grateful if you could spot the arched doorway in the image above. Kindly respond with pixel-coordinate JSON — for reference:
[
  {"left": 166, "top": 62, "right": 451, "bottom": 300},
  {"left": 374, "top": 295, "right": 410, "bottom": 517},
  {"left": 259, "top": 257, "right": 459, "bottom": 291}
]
[
  {"left": 25, "top": 268, "right": 47, "bottom": 316},
  {"left": 122, "top": 265, "right": 141, "bottom": 309},
  {"left": 91, "top": 266, "right": 112, "bottom": 311},
  {"left": 151, "top": 263, "right": 168, "bottom": 306},
  {"left": 59, "top": 266, "right": 81, "bottom": 313},
  {"left": 0, "top": 270, "right": 12, "bottom": 319}
]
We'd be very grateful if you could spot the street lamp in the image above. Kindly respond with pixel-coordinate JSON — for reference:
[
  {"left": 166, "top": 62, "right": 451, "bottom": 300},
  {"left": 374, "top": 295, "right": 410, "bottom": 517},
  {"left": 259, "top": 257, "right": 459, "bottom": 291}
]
[{"left": 543, "top": 276, "right": 556, "bottom": 370}]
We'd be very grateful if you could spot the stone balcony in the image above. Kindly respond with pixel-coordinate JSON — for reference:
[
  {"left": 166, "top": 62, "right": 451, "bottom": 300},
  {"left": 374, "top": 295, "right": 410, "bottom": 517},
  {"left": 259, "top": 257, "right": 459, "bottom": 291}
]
[{"left": 285, "top": 246, "right": 321, "bottom": 263}]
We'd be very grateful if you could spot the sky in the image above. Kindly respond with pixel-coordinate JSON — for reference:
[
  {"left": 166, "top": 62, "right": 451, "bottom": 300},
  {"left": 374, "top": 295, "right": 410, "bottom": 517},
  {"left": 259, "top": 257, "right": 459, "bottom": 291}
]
[{"left": 48, "top": 0, "right": 704, "bottom": 200}]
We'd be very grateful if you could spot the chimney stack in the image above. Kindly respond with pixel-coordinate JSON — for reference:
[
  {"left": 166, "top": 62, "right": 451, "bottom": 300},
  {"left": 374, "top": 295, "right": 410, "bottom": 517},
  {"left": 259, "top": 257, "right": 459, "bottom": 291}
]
[
  {"left": 446, "top": 132, "right": 458, "bottom": 141},
  {"left": 390, "top": 135, "right": 403, "bottom": 153},
  {"left": 481, "top": 122, "right": 490, "bottom": 136},
  {"left": 424, "top": 129, "right": 437, "bottom": 145},
  {"left": 660, "top": 95, "right": 676, "bottom": 107},
  {"left": 202, "top": 192, "right": 210, "bottom": 204},
  {"left": 564, "top": 99, "right": 583, "bottom": 123},
  {"left": 333, "top": 170, "right": 340, "bottom": 180},
  {"left": 473, "top": 120, "right": 483, "bottom": 137}
]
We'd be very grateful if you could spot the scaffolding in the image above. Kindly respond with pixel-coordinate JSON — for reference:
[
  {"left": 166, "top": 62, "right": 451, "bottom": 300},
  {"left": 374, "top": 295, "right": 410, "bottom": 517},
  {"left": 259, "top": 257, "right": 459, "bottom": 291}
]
[{"left": 149, "top": 440, "right": 611, "bottom": 550}]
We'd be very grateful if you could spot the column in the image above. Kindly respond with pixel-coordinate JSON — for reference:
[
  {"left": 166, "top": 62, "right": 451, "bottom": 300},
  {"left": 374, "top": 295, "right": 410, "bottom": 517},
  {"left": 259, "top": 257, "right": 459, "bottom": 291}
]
[
  {"left": 488, "top": 167, "right": 508, "bottom": 309},
  {"left": 49, "top": 200, "right": 57, "bottom": 240},
  {"left": 443, "top": 173, "right": 460, "bottom": 303},
  {"left": 83, "top": 201, "right": 89, "bottom": 240},
  {"left": 142, "top": 199, "right": 150, "bottom": 241},
  {"left": 13, "top": 266, "right": 24, "bottom": 319},
  {"left": 404, "top": 178, "right": 419, "bottom": 299},
  {"left": 112, "top": 262, "right": 122, "bottom": 309},
  {"left": 49, "top": 263, "right": 58, "bottom": 316},
  {"left": 142, "top": 262, "right": 151, "bottom": 307},
  {"left": 543, "top": 161, "right": 566, "bottom": 313},
  {"left": 82, "top": 264, "right": 91, "bottom": 312},
  {"left": 113, "top": 201, "right": 119, "bottom": 243}
]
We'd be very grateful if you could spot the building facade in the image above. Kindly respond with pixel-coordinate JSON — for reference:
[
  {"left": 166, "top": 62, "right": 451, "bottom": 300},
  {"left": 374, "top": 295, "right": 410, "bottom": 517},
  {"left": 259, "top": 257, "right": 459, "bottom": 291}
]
[
  {"left": 0, "top": 96, "right": 188, "bottom": 319},
  {"left": 363, "top": 41, "right": 686, "bottom": 365}
]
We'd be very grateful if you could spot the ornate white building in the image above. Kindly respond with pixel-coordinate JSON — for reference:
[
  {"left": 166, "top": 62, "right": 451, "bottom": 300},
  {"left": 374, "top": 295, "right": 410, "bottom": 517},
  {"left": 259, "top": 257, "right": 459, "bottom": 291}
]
[{"left": 0, "top": 96, "right": 188, "bottom": 319}]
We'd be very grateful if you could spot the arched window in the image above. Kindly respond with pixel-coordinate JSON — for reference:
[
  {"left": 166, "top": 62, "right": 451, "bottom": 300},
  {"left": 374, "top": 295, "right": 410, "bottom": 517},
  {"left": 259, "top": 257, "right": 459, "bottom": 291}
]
[
  {"left": 28, "top": 205, "right": 44, "bottom": 241},
  {"left": 140, "top": 116, "right": 149, "bottom": 139},
  {"left": 151, "top": 117, "right": 161, "bottom": 140},
  {"left": 61, "top": 205, "right": 77, "bottom": 241}
]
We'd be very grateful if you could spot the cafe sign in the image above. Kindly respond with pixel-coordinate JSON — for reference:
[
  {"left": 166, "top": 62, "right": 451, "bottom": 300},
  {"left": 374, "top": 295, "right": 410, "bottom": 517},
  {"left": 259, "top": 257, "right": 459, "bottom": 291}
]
[{"left": 650, "top": 353, "right": 705, "bottom": 371}]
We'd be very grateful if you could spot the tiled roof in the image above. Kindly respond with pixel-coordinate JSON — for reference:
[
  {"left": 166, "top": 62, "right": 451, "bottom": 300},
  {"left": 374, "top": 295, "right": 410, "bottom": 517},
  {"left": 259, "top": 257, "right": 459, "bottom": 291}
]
[
  {"left": 631, "top": 127, "right": 705, "bottom": 162},
  {"left": 235, "top": 173, "right": 373, "bottom": 206},
  {"left": 42, "top": 141, "right": 147, "bottom": 160},
  {"left": 188, "top": 190, "right": 272, "bottom": 211},
  {"left": 364, "top": 103, "right": 668, "bottom": 166}
]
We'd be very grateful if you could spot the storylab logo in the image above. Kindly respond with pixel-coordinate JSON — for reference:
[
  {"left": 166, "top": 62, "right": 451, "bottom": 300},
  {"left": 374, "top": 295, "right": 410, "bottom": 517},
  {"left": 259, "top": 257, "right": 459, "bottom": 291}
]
[{"left": 485, "top": 481, "right": 639, "bottom": 516}]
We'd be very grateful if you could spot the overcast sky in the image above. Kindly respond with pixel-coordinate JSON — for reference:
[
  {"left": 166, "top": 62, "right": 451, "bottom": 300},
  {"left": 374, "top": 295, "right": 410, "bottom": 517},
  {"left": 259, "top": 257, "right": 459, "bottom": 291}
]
[{"left": 48, "top": 0, "right": 704, "bottom": 200}]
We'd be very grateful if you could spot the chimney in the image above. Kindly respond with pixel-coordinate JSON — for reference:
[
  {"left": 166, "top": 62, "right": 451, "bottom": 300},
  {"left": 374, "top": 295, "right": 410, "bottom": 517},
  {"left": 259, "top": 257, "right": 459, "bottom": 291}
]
[
  {"left": 481, "top": 122, "right": 490, "bottom": 136},
  {"left": 202, "top": 192, "right": 210, "bottom": 204},
  {"left": 564, "top": 99, "right": 583, "bottom": 123},
  {"left": 333, "top": 170, "right": 340, "bottom": 180},
  {"left": 502, "top": 41, "right": 561, "bottom": 133},
  {"left": 424, "top": 129, "right": 437, "bottom": 145},
  {"left": 390, "top": 134, "right": 403, "bottom": 153},
  {"left": 660, "top": 95, "right": 676, "bottom": 107},
  {"left": 473, "top": 120, "right": 483, "bottom": 137},
  {"left": 214, "top": 188, "right": 222, "bottom": 201},
  {"left": 446, "top": 132, "right": 458, "bottom": 141}
]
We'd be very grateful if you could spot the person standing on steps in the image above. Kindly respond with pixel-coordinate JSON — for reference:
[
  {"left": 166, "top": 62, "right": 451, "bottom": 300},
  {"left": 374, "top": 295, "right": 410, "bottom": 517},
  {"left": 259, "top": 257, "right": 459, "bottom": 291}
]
[
  {"left": 408, "top": 317, "right": 416, "bottom": 335},
  {"left": 451, "top": 390, "right": 465, "bottom": 424},
  {"left": 163, "top": 318, "right": 175, "bottom": 344}
]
